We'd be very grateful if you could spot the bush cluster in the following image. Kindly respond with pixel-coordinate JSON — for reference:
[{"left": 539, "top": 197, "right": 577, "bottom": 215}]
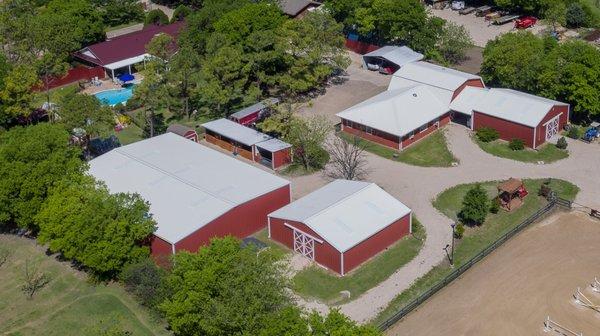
[
  {"left": 509, "top": 138, "right": 525, "bottom": 151},
  {"left": 567, "top": 126, "right": 581, "bottom": 139},
  {"left": 556, "top": 136, "right": 568, "bottom": 150},
  {"left": 476, "top": 127, "right": 500, "bottom": 143}
]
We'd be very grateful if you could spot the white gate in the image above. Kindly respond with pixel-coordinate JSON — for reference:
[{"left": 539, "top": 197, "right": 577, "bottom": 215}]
[
  {"left": 546, "top": 116, "right": 559, "bottom": 141},
  {"left": 293, "top": 229, "right": 314, "bottom": 260}
]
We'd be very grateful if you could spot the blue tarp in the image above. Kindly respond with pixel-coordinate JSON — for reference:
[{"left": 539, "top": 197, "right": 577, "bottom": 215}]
[{"left": 118, "top": 73, "right": 135, "bottom": 82}]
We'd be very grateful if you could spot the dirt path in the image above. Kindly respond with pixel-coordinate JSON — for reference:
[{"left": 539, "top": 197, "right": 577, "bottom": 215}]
[{"left": 386, "top": 211, "right": 600, "bottom": 335}]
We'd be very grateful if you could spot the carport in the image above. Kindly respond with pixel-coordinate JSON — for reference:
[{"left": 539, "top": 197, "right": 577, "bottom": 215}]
[{"left": 362, "top": 46, "right": 424, "bottom": 73}]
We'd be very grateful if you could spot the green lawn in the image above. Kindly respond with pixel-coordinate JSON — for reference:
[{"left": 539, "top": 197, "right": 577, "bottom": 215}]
[
  {"left": 0, "top": 235, "right": 169, "bottom": 336},
  {"left": 292, "top": 217, "right": 425, "bottom": 305},
  {"left": 106, "top": 21, "right": 143, "bottom": 32},
  {"left": 252, "top": 228, "right": 291, "bottom": 260},
  {"left": 475, "top": 138, "right": 569, "bottom": 163},
  {"left": 339, "top": 130, "right": 457, "bottom": 167},
  {"left": 372, "top": 178, "right": 579, "bottom": 326},
  {"left": 33, "top": 84, "right": 79, "bottom": 108}
]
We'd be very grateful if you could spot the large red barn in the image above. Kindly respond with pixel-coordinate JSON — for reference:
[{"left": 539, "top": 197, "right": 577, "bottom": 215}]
[
  {"left": 268, "top": 180, "right": 412, "bottom": 276},
  {"left": 88, "top": 133, "right": 291, "bottom": 264}
]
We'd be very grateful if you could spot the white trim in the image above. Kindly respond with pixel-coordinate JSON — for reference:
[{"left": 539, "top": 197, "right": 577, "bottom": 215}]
[
  {"left": 267, "top": 216, "right": 272, "bottom": 238},
  {"left": 341, "top": 252, "right": 345, "bottom": 276},
  {"left": 284, "top": 223, "right": 324, "bottom": 244},
  {"left": 533, "top": 125, "right": 537, "bottom": 149},
  {"left": 171, "top": 243, "right": 176, "bottom": 255},
  {"left": 542, "top": 112, "right": 563, "bottom": 126},
  {"left": 409, "top": 212, "right": 413, "bottom": 234}
]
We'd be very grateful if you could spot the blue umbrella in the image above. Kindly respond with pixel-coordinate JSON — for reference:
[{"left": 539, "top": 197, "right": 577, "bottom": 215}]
[{"left": 118, "top": 73, "right": 135, "bottom": 82}]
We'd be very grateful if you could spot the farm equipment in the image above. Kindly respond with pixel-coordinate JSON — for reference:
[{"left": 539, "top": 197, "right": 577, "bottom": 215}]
[
  {"left": 451, "top": 1, "right": 465, "bottom": 10},
  {"left": 583, "top": 122, "right": 600, "bottom": 142},
  {"left": 475, "top": 5, "right": 493, "bottom": 16},
  {"left": 485, "top": 11, "right": 502, "bottom": 21},
  {"left": 514, "top": 16, "right": 537, "bottom": 29},
  {"left": 459, "top": 6, "right": 476, "bottom": 14},
  {"left": 493, "top": 14, "right": 520, "bottom": 25}
]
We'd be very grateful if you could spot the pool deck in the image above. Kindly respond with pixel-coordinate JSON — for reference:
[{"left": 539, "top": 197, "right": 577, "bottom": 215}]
[{"left": 82, "top": 74, "right": 144, "bottom": 95}]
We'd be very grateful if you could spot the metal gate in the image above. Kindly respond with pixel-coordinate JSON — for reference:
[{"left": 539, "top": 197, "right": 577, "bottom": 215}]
[
  {"left": 293, "top": 229, "right": 314, "bottom": 260},
  {"left": 546, "top": 116, "right": 559, "bottom": 140}
]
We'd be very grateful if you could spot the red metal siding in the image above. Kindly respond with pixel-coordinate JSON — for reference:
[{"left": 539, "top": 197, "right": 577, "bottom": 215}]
[
  {"left": 171, "top": 185, "right": 291, "bottom": 253},
  {"left": 452, "top": 78, "right": 486, "bottom": 100},
  {"left": 343, "top": 213, "right": 411, "bottom": 274},
  {"left": 272, "top": 148, "right": 292, "bottom": 169},
  {"left": 534, "top": 105, "right": 569, "bottom": 147},
  {"left": 400, "top": 113, "right": 450, "bottom": 149},
  {"left": 183, "top": 130, "right": 198, "bottom": 142},
  {"left": 344, "top": 39, "right": 380, "bottom": 55},
  {"left": 473, "top": 111, "right": 535, "bottom": 148},
  {"left": 150, "top": 235, "right": 172, "bottom": 267},
  {"left": 269, "top": 217, "right": 342, "bottom": 274},
  {"left": 340, "top": 119, "right": 400, "bottom": 150},
  {"left": 231, "top": 112, "right": 259, "bottom": 126},
  {"left": 33, "top": 66, "right": 105, "bottom": 91}
]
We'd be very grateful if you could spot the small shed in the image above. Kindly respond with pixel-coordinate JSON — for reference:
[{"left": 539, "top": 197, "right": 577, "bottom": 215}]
[
  {"left": 167, "top": 124, "right": 198, "bottom": 142},
  {"left": 268, "top": 180, "right": 412, "bottom": 275},
  {"left": 229, "top": 98, "right": 279, "bottom": 126},
  {"left": 362, "top": 46, "right": 424, "bottom": 73},
  {"left": 255, "top": 138, "right": 292, "bottom": 170}
]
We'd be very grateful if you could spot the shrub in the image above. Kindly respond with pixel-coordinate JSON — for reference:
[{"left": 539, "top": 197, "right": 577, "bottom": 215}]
[
  {"left": 566, "top": 3, "right": 588, "bottom": 28},
  {"left": 508, "top": 138, "right": 525, "bottom": 150},
  {"left": 454, "top": 223, "right": 465, "bottom": 239},
  {"left": 490, "top": 197, "right": 500, "bottom": 214},
  {"left": 144, "top": 9, "right": 168, "bottom": 27},
  {"left": 171, "top": 5, "right": 191, "bottom": 23},
  {"left": 556, "top": 136, "right": 568, "bottom": 149},
  {"left": 476, "top": 127, "right": 499, "bottom": 142},
  {"left": 567, "top": 125, "right": 581, "bottom": 139},
  {"left": 459, "top": 184, "right": 489, "bottom": 226},
  {"left": 120, "top": 259, "right": 166, "bottom": 308}
]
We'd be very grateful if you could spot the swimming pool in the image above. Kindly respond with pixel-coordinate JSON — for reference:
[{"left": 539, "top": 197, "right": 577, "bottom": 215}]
[{"left": 94, "top": 84, "right": 135, "bottom": 106}]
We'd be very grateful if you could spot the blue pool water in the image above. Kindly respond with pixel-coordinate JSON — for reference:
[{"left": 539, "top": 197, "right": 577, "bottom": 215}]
[{"left": 95, "top": 84, "right": 135, "bottom": 106}]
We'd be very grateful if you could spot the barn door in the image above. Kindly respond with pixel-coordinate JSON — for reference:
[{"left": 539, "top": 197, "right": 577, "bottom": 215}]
[
  {"left": 546, "top": 116, "right": 559, "bottom": 141},
  {"left": 293, "top": 229, "right": 314, "bottom": 260}
]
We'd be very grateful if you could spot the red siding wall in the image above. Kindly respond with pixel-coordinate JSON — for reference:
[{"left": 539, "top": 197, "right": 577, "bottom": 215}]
[
  {"left": 340, "top": 119, "right": 400, "bottom": 150},
  {"left": 473, "top": 111, "right": 535, "bottom": 148},
  {"left": 343, "top": 213, "right": 411, "bottom": 274},
  {"left": 269, "top": 217, "right": 342, "bottom": 274},
  {"left": 150, "top": 235, "right": 172, "bottom": 266},
  {"left": 33, "top": 66, "right": 105, "bottom": 91},
  {"left": 534, "top": 105, "right": 569, "bottom": 148},
  {"left": 231, "top": 112, "right": 259, "bottom": 126},
  {"left": 272, "top": 148, "right": 292, "bottom": 169},
  {"left": 400, "top": 113, "right": 450, "bottom": 149},
  {"left": 344, "top": 39, "right": 380, "bottom": 55},
  {"left": 163, "top": 185, "right": 290, "bottom": 254},
  {"left": 452, "top": 78, "right": 486, "bottom": 100}
]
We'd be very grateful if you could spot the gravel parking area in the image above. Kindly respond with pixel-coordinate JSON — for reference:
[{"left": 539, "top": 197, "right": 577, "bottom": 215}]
[{"left": 430, "top": 8, "right": 547, "bottom": 47}]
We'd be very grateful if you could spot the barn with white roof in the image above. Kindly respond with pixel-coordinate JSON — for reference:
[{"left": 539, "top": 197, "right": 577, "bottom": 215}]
[
  {"left": 336, "top": 85, "right": 451, "bottom": 150},
  {"left": 451, "top": 87, "right": 569, "bottom": 148},
  {"left": 362, "top": 46, "right": 424, "bottom": 73},
  {"left": 88, "top": 133, "right": 291, "bottom": 263},
  {"left": 268, "top": 180, "right": 412, "bottom": 275}
]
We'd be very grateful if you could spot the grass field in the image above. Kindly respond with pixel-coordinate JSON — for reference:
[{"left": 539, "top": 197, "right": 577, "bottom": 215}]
[
  {"left": 339, "top": 130, "right": 457, "bottom": 167},
  {"left": 373, "top": 178, "right": 579, "bottom": 326},
  {"left": 0, "top": 235, "right": 169, "bottom": 336},
  {"left": 292, "top": 217, "right": 425, "bottom": 305},
  {"left": 476, "top": 139, "right": 569, "bottom": 163},
  {"left": 32, "top": 84, "right": 79, "bottom": 108}
]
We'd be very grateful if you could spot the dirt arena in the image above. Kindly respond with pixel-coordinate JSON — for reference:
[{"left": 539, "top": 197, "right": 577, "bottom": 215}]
[{"left": 387, "top": 211, "right": 600, "bottom": 336}]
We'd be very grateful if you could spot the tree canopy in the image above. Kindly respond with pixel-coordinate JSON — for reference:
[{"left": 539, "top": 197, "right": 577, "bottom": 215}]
[
  {"left": 459, "top": 184, "right": 489, "bottom": 225},
  {"left": 57, "top": 92, "right": 115, "bottom": 137}
]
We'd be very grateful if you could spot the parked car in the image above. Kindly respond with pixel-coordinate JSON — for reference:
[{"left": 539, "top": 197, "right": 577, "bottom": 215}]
[
  {"left": 514, "top": 16, "right": 537, "bottom": 29},
  {"left": 475, "top": 5, "right": 493, "bottom": 16},
  {"left": 583, "top": 122, "right": 600, "bottom": 142},
  {"left": 459, "top": 6, "right": 476, "bottom": 14},
  {"left": 366, "top": 63, "right": 380, "bottom": 71},
  {"left": 451, "top": 1, "right": 465, "bottom": 10},
  {"left": 378, "top": 66, "right": 394, "bottom": 75}
]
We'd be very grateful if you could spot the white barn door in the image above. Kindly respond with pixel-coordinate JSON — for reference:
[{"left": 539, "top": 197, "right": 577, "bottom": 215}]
[
  {"left": 293, "top": 229, "right": 314, "bottom": 260},
  {"left": 546, "top": 116, "right": 560, "bottom": 141}
]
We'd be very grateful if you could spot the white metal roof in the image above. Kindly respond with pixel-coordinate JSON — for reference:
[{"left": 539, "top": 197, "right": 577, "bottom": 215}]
[
  {"left": 363, "top": 46, "right": 424, "bottom": 68},
  {"left": 230, "top": 98, "right": 279, "bottom": 120},
  {"left": 449, "top": 86, "right": 489, "bottom": 116},
  {"left": 455, "top": 88, "right": 567, "bottom": 127},
  {"left": 336, "top": 85, "right": 450, "bottom": 137},
  {"left": 256, "top": 138, "right": 291, "bottom": 152},
  {"left": 392, "top": 61, "right": 482, "bottom": 92},
  {"left": 104, "top": 54, "right": 149, "bottom": 70},
  {"left": 269, "top": 180, "right": 411, "bottom": 253},
  {"left": 388, "top": 76, "right": 454, "bottom": 105},
  {"left": 202, "top": 118, "right": 271, "bottom": 146},
  {"left": 88, "top": 133, "right": 289, "bottom": 244}
]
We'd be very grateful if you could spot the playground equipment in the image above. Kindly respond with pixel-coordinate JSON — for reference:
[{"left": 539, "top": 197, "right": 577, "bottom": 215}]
[
  {"left": 574, "top": 287, "right": 600, "bottom": 313},
  {"left": 544, "top": 316, "right": 583, "bottom": 336}
]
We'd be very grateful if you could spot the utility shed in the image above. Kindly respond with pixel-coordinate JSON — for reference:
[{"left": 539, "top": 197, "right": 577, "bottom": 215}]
[
  {"left": 362, "top": 46, "right": 424, "bottom": 72},
  {"left": 278, "top": 0, "right": 322, "bottom": 18},
  {"left": 203, "top": 118, "right": 292, "bottom": 169},
  {"left": 268, "top": 180, "right": 412, "bottom": 276},
  {"left": 166, "top": 124, "right": 198, "bottom": 142},
  {"left": 453, "top": 88, "right": 569, "bottom": 148},
  {"left": 388, "top": 61, "right": 485, "bottom": 105},
  {"left": 229, "top": 98, "right": 279, "bottom": 126},
  {"left": 88, "top": 133, "right": 291, "bottom": 264},
  {"left": 337, "top": 85, "right": 451, "bottom": 150}
]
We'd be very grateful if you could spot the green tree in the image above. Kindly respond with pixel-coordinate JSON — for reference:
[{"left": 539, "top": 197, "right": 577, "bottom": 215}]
[
  {"left": 0, "top": 65, "right": 39, "bottom": 124},
  {"left": 41, "top": 0, "right": 106, "bottom": 47},
  {"left": 0, "top": 124, "right": 84, "bottom": 231},
  {"left": 94, "top": 0, "right": 145, "bottom": 27},
  {"left": 543, "top": 0, "right": 566, "bottom": 32},
  {"left": 168, "top": 43, "right": 201, "bottom": 119},
  {"left": 285, "top": 115, "right": 331, "bottom": 171},
  {"left": 566, "top": 2, "right": 588, "bottom": 28},
  {"left": 160, "top": 237, "right": 291, "bottom": 336},
  {"left": 481, "top": 32, "right": 547, "bottom": 93},
  {"left": 171, "top": 4, "right": 192, "bottom": 23},
  {"left": 494, "top": 0, "right": 541, "bottom": 12},
  {"left": 436, "top": 21, "right": 473, "bottom": 64},
  {"left": 145, "top": 9, "right": 169, "bottom": 26},
  {"left": 120, "top": 258, "right": 167, "bottom": 308},
  {"left": 323, "top": 0, "right": 366, "bottom": 27},
  {"left": 58, "top": 93, "right": 115, "bottom": 137},
  {"left": 37, "top": 176, "right": 156, "bottom": 278},
  {"left": 459, "top": 184, "right": 490, "bottom": 225}
]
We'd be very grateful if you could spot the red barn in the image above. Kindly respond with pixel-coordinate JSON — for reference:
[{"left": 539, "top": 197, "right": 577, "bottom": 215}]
[
  {"left": 337, "top": 85, "right": 451, "bottom": 150},
  {"left": 166, "top": 124, "right": 198, "bottom": 142},
  {"left": 88, "top": 133, "right": 291, "bottom": 264},
  {"left": 451, "top": 87, "right": 569, "bottom": 148},
  {"left": 229, "top": 98, "right": 279, "bottom": 126},
  {"left": 203, "top": 118, "right": 292, "bottom": 169},
  {"left": 268, "top": 180, "right": 412, "bottom": 276}
]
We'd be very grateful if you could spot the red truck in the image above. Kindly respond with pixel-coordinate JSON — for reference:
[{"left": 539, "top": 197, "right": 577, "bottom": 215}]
[{"left": 514, "top": 16, "right": 537, "bottom": 29}]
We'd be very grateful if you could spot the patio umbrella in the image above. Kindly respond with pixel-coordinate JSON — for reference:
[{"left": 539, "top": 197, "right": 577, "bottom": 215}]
[{"left": 117, "top": 73, "right": 135, "bottom": 82}]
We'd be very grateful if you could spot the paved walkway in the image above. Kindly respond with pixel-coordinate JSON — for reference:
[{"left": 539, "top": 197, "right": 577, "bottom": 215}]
[{"left": 287, "top": 124, "right": 600, "bottom": 323}]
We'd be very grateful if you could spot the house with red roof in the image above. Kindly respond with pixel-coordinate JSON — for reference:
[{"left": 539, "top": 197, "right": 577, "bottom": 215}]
[{"left": 73, "top": 22, "right": 184, "bottom": 79}]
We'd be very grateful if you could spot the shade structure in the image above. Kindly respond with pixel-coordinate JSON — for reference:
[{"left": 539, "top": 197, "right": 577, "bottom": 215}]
[{"left": 118, "top": 73, "right": 135, "bottom": 82}]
